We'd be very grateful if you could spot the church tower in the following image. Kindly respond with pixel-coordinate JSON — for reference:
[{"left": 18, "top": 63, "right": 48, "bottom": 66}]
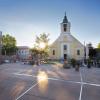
[{"left": 60, "top": 12, "right": 71, "bottom": 34}]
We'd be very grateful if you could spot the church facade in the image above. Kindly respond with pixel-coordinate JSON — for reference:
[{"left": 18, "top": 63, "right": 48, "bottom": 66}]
[{"left": 49, "top": 14, "right": 84, "bottom": 60}]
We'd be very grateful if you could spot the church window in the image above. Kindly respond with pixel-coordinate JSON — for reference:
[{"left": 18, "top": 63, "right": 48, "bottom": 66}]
[
  {"left": 63, "top": 24, "right": 67, "bottom": 32},
  {"left": 64, "top": 28, "right": 66, "bottom": 32},
  {"left": 53, "top": 50, "right": 55, "bottom": 55},
  {"left": 64, "top": 45, "right": 67, "bottom": 50},
  {"left": 77, "top": 50, "right": 80, "bottom": 55}
]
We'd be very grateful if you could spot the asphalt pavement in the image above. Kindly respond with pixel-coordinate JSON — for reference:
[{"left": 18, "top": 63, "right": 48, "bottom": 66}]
[{"left": 0, "top": 63, "right": 100, "bottom": 100}]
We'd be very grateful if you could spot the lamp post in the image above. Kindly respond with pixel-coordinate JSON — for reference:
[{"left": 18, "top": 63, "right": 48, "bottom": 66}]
[{"left": 84, "top": 41, "right": 86, "bottom": 64}]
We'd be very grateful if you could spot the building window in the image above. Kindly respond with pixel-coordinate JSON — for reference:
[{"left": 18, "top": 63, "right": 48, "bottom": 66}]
[
  {"left": 64, "top": 28, "right": 66, "bottom": 32},
  {"left": 53, "top": 50, "right": 55, "bottom": 55},
  {"left": 64, "top": 45, "right": 67, "bottom": 50},
  {"left": 77, "top": 50, "right": 80, "bottom": 55},
  {"left": 64, "top": 54, "right": 67, "bottom": 59},
  {"left": 63, "top": 24, "right": 67, "bottom": 32}
]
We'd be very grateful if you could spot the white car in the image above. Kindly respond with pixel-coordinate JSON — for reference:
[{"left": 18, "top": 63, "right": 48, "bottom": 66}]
[{"left": 4, "top": 60, "right": 10, "bottom": 63}]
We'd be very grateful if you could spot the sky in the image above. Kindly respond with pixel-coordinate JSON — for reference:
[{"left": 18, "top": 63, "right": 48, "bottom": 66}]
[{"left": 0, "top": 0, "right": 100, "bottom": 47}]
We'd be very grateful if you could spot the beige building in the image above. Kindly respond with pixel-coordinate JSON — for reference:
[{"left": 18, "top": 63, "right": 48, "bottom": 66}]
[
  {"left": 17, "top": 46, "right": 30, "bottom": 60},
  {"left": 49, "top": 14, "right": 84, "bottom": 60}
]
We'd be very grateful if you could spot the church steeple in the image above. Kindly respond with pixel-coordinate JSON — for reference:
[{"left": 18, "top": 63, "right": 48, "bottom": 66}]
[
  {"left": 63, "top": 12, "right": 68, "bottom": 23},
  {"left": 60, "top": 13, "right": 71, "bottom": 34}
]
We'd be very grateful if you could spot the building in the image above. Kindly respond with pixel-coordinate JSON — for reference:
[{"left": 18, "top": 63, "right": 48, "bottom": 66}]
[
  {"left": 17, "top": 46, "right": 30, "bottom": 61},
  {"left": 0, "top": 31, "right": 2, "bottom": 63},
  {"left": 49, "top": 13, "right": 84, "bottom": 60}
]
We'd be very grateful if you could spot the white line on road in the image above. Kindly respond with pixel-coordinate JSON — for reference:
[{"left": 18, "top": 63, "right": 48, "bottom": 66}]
[
  {"left": 14, "top": 73, "right": 100, "bottom": 87},
  {"left": 79, "top": 84, "right": 83, "bottom": 100},
  {"left": 14, "top": 73, "right": 33, "bottom": 77},
  {"left": 14, "top": 73, "right": 82, "bottom": 84},
  {"left": 83, "top": 82, "right": 100, "bottom": 87},
  {"left": 79, "top": 69, "right": 83, "bottom": 100},
  {"left": 15, "top": 82, "right": 38, "bottom": 100}
]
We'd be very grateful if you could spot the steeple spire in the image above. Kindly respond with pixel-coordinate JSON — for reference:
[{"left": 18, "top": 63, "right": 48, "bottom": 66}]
[
  {"left": 63, "top": 12, "right": 68, "bottom": 23},
  {"left": 65, "top": 12, "right": 66, "bottom": 16}
]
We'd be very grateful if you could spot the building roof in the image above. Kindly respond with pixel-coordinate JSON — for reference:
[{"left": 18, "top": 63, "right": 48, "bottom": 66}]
[{"left": 62, "top": 12, "right": 68, "bottom": 23}]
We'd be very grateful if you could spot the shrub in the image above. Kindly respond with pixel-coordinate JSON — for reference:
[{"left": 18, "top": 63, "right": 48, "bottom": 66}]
[{"left": 70, "top": 58, "right": 76, "bottom": 68}]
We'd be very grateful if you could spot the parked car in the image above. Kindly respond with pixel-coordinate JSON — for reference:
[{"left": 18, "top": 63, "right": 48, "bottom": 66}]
[{"left": 4, "top": 60, "right": 10, "bottom": 63}]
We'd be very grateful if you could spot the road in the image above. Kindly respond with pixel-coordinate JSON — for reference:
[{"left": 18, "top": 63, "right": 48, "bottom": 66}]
[{"left": 0, "top": 63, "right": 100, "bottom": 100}]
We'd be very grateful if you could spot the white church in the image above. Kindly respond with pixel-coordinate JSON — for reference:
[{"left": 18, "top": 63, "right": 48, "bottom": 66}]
[{"left": 49, "top": 13, "right": 85, "bottom": 60}]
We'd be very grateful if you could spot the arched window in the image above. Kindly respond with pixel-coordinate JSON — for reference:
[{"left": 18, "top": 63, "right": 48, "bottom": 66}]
[
  {"left": 53, "top": 50, "right": 55, "bottom": 55},
  {"left": 63, "top": 24, "right": 67, "bottom": 32},
  {"left": 64, "top": 28, "right": 66, "bottom": 32},
  {"left": 77, "top": 50, "right": 80, "bottom": 55},
  {"left": 64, "top": 45, "right": 67, "bottom": 50}
]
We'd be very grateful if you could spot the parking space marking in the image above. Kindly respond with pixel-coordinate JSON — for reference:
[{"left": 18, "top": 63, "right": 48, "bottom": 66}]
[
  {"left": 79, "top": 84, "right": 83, "bottom": 100},
  {"left": 15, "top": 70, "right": 26, "bottom": 74},
  {"left": 14, "top": 73, "right": 82, "bottom": 84},
  {"left": 83, "top": 82, "right": 100, "bottom": 87},
  {"left": 14, "top": 73, "right": 100, "bottom": 87},
  {"left": 79, "top": 70, "right": 83, "bottom": 100},
  {"left": 15, "top": 82, "right": 38, "bottom": 100},
  {"left": 14, "top": 73, "right": 33, "bottom": 77}
]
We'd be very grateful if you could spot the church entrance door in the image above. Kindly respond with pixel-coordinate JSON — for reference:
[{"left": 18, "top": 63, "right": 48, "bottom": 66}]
[{"left": 64, "top": 54, "right": 67, "bottom": 60}]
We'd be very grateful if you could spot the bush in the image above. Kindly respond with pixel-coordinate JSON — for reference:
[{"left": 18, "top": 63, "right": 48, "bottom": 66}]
[
  {"left": 87, "top": 59, "right": 91, "bottom": 68},
  {"left": 70, "top": 58, "right": 76, "bottom": 68}
]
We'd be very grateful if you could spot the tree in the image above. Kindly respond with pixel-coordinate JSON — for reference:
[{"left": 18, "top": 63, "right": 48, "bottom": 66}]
[
  {"left": 89, "top": 47, "right": 97, "bottom": 59},
  {"left": 97, "top": 43, "right": 100, "bottom": 48},
  {"left": 2, "top": 34, "right": 17, "bottom": 55},
  {"left": 33, "top": 33, "right": 50, "bottom": 60},
  {"left": 35, "top": 33, "right": 49, "bottom": 49}
]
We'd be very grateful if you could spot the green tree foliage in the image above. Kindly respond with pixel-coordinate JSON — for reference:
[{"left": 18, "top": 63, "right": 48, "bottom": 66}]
[
  {"left": 32, "top": 33, "right": 50, "bottom": 60},
  {"left": 35, "top": 33, "right": 49, "bottom": 50},
  {"left": 89, "top": 47, "right": 97, "bottom": 59},
  {"left": 70, "top": 58, "right": 76, "bottom": 68},
  {"left": 2, "top": 34, "right": 17, "bottom": 55},
  {"left": 97, "top": 43, "right": 100, "bottom": 48}
]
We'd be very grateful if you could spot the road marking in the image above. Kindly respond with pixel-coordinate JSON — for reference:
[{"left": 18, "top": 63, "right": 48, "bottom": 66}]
[
  {"left": 16, "top": 70, "right": 26, "bottom": 74},
  {"left": 14, "top": 73, "right": 100, "bottom": 87},
  {"left": 83, "top": 82, "right": 100, "bottom": 87},
  {"left": 15, "top": 82, "right": 38, "bottom": 100},
  {"left": 14, "top": 73, "right": 82, "bottom": 84},
  {"left": 79, "top": 83, "right": 83, "bottom": 100},
  {"left": 14, "top": 73, "right": 33, "bottom": 77},
  {"left": 14, "top": 69, "right": 100, "bottom": 100},
  {"left": 79, "top": 70, "right": 83, "bottom": 100}
]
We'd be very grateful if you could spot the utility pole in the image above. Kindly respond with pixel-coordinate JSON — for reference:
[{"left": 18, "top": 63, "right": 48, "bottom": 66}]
[{"left": 84, "top": 41, "right": 86, "bottom": 64}]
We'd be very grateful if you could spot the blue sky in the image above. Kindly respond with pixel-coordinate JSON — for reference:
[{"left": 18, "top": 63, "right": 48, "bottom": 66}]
[{"left": 0, "top": 0, "right": 100, "bottom": 47}]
